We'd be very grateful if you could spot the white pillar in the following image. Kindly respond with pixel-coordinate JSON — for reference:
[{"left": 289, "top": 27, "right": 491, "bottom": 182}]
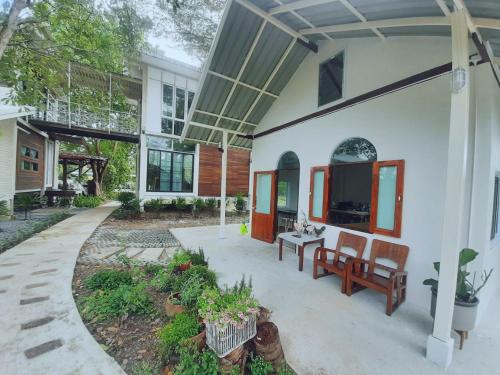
[
  {"left": 219, "top": 131, "right": 228, "bottom": 238},
  {"left": 426, "top": 9, "right": 470, "bottom": 369}
]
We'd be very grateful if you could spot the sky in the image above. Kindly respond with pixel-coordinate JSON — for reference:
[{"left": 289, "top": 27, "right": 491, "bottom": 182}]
[{"left": 147, "top": 33, "right": 201, "bottom": 68}]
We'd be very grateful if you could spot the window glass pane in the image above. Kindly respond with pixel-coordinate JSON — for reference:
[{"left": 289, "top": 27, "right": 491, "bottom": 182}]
[
  {"left": 174, "top": 121, "right": 184, "bottom": 136},
  {"left": 147, "top": 150, "right": 161, "bottom": 191},
  {"left": 318, "top": 51, "right": 344, "bottom": 106},
  {"left": 312, "top": 170, "right": 324, "bottom": 218},
  {"left": 188, "top": 91, "right": 195, "bottom": 110},
  {"left": 277, "top": 181, "right": 288, "bottom": 208},
  {"left": 163, "top": 85, "right": 173, "bottom": 117},
  {"left": 172, "top": 153, "right": 183, "bottom": 191},
  {"left": 21, "top": 146, "right": 28, "bottom": 157},
  {"left": 32, "top": 163, "right": 38, "bottom": 171},
  {"left": 160, "top": 152, "right": 171, "bottom": 192},
  {"left": 161, "top": 118, "right": 173, "bottom": 134},
  {"left": 176, "top": 88, "right": 186, "bottom": 119},
  {"left": 31, "top": 149, "right": 39, "bottom": 159},
  {"left": 331, "top": 137, "right": 377, "bottom": 164},
  {"left": 256, "top": 174, "right": 272, "bottom": 214},
  {"left": 376, "top": 166, "right": 397, "bottom": 231},
  {"left": 183, "top": 154, "right": 193, "bottom": 192}
]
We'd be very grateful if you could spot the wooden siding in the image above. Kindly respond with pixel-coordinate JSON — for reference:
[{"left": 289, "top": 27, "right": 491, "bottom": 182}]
[
  {"left": 198, "top": 145, "right": 250, "bottom": 196},
  {"left": 16, "top": 128, "right": 45, "bottom": 191}
]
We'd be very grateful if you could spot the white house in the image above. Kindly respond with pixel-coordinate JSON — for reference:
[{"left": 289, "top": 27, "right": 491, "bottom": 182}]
[
  {"left": 181, "top": 0, "right": 500, "bottom": 368},
  {"left": 138, "top": 52, "right": 251, "bottom": 204}
]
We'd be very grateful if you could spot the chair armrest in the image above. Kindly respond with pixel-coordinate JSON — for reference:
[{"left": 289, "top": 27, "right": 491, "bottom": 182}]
[
  {"left": 314, "top": 247, "right": 338, "bottom": 260},
  {"left": 389, "top": 271, "right": 408, "bottom": 286},
  {"left": 352, "top": 258, "right": 369, "bottom": 273}
]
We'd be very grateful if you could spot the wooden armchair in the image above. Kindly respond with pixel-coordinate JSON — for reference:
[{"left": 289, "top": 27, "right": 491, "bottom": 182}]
[
  {"left": 313, "top": 231, "right": 367, "bottom": 293},
  {"left": 346, "top": 239, "right": 409, "bottom": 316}
]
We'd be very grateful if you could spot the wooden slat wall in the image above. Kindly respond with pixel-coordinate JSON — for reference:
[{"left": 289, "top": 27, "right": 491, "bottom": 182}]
[
  {"left": 16, "top": 128, "right": 45, "bottom": 191},
  {"left": 198, "top": 145, "right": 250, "bottom": 197}
]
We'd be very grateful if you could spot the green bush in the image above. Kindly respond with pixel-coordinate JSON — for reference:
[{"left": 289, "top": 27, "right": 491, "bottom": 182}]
[
  {"left": 0, "top": 200, "right": 10, "bottom": 216},
  {"left": 235, "top": 193, "right": 246, "bottom": 214},
  {"left": 58, "top": 196, "right": 72, "bottom": 207},
  {"left": 277, "top": 365, "right": 295, "bottom": 375},
  {"left": 150, "top": 269, "right": 176, "bottom": 292},
  {"left": 205, "top": 199, "right": 216, "bottom": 215},
  {"left": 158, "top": 313, "right": 200, "bottom": 359},
  {"left": 167, "top": 249, "right": 193, "bottom": 272},
  {"left": 188, "top": 248, "right": 208, "bottom": 266},
  {"left": 15, "top": 193, "right": 40, "bottom": 220},
  {"left": 143, "top": 264, "right": 164, "bottom": 276},
  {"left": 173, "top": 265, "right": 217, "bottom": 293},
  {"left": 174, "top": 344, "right": 219, "bottom": 375},
  {"left": 248, "top": 355, "right": 273, "bottom": 375},
  {"left": 80, "top": 282, "right": 152, "bottom": 321},
  {"left": 74, "top": 195, "right": 103, "bottom": 208},
  {"left": 114, "top": 196, "right": 141, "bottom": 219},
  {"left": 117, "top": 191, "right": 136, "bottom": 208},
  {"left": 191, "top": 198, "right": 205, "bottom": 215},
  {"left": 84, "top": 269, "right": 134, "bottom": 291},
  {"left": 175, "top": 197, "right": 187, "bottom": 211},
  {"left": 130, "top": 361, "right": 159, "bottom": 375},
  {"left": 144, "top": 198, "right": 164, "bottom": 214}
]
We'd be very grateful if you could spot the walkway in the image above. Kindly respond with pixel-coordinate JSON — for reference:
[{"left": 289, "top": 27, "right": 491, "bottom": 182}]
[
  {"left": 0, "top": 203, "right": 124, "bottom": 375},
  {"left": 172, "top": 224, "right": 500, "bottom": 375}
]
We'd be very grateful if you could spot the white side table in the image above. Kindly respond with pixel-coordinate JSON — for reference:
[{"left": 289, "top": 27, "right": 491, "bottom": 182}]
[{"left": 277, "top": 232, "right": 325, "bottom": 271}]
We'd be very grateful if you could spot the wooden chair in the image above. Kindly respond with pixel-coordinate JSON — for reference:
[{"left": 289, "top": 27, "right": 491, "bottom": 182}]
[
  {"left": 346, "top": 239, "right": 409, "bottom": 316},
  {"left": 313, "top": 231, "right": 367, "bottom": 293}
]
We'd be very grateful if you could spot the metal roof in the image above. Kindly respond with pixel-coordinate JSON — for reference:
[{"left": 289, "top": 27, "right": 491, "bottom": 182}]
[{"left": 182, "top": 0, "right": 500, "bottom": 149}]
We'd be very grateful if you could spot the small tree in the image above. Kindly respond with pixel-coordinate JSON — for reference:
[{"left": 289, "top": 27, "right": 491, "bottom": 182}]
[{"left": 15, "top": 193, "right": 40, "bottom": 220}]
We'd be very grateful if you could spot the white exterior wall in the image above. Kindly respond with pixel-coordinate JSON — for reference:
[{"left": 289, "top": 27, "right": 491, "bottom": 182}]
[
  {"left": 251, "top": 37, "right": 457, "bottom": 310},
  {"left": 0, "top": 118, "right": 18, "bottom": 212},
  {"left": 138, "top": 58, "right": 200, "bottom": 201}
]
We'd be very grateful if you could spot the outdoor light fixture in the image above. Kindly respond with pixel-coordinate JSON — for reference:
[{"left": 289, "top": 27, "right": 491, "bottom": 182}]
[{"left": 451, "top": 67, "right": 467, "bottom": 93}]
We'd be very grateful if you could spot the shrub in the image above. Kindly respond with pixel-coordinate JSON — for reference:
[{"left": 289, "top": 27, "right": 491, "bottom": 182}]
[
  {"left": 174, "top": 344, "right": 219, "bottom": 375},
  {"left": 80, "top": 282, "right": 152, "bottom": 321},
  {"left": 277, "top": 365, "right": 295, "bottom": 375},
  {"left": 191, "top": 198, "right": 205, "bottom": 216},
  {"left": 248, "top": 355, "right": 273, "bottom": 375},
  {"left": 150, "top": 269, "right": 176, "bottom": 292},
  {"left": 58, "top": 196, "right": 72, "bottom": 207},
  {"left": 173, "top": 265, "right": 217, "bottom": 293},
  {"left": 205, "top": 199, "right": 216, "bottom": 215},
  {"left": 114, "top": 197, "right": 141, "bottom": 219},
  {"left": 144, "top": 198, "right": 164, "bottom": 214},
  {"left": 235, "top": 193, "right": 246, "bottom": 214},
  {"left": 188, "top": 248, "right": 208, "bottom": 266},
  {"left": 15, "top": 193, "right": 40, "bottom": 220},
  {"left": 84, "top": 269, "right": 134, "bottom": 291},
  {"left": 117, "top": 191, "right": 136, "bottom": 208},
  {"left": 73, "top": 195, "right": 103, "bottom": 208},
  {"left": 0, "top": 200, "right": 10, "bottom": 217},
  {"left": 167, "top": 249, "right": 193, "bottom": 272},
  {"left": 131, "top": 361, "right": 159, "bottom": 375},
  {"left": 158, "top": 313, "right": 200, "bottom": 359},
  {"left": 175, "top": 197, "right": 187, "bottom": 212},
  {"left": 143, "top": 264, "right": 164, "bottom": 276}
]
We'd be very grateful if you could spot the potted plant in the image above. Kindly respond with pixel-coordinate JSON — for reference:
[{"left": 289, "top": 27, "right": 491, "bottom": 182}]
[
  {"left": 168, "top": 250, "right": 192, "bottom": 272},
  {"left": 198, "top": 277, "right": 259, "bottom": 357},
  {"left": 423, "top": 248, "right": 493, "bottom": 332}
]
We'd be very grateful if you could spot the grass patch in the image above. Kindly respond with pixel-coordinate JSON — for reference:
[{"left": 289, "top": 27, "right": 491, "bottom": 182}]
[
  {"left": 85, "top": 269, "right": 134, "bottom": 291},
  {"left": 73, "top": 195, "right": 104, "bottom": 208},
  {"left": 158, "top": 312, "right": 200, "bottom": 360}
]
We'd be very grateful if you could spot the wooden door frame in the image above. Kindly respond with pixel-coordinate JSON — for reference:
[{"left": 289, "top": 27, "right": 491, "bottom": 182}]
[{"left": 252, "top": 170, "right": 278, "bottom": 243}]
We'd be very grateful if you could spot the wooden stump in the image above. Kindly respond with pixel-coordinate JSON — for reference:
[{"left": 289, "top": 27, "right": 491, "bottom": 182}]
[
  {"left": 256, "top": 306, "right": 271, "bottom": 327},
  {"left": 253, "top": 322, "right": 285, "bottom": 371},
  {"left": 219, "top": 344, "right": 248, "bottom": 374}
]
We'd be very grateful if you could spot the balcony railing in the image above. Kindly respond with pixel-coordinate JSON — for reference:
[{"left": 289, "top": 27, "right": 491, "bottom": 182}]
[{"left": 33, "top": 93, "right": 139, "bottom": 135}]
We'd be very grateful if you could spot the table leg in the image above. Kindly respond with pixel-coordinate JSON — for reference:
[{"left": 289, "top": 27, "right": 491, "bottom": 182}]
[
  {"left": 298, "top": 245, "right": 304, "bottom": 271},
  {"left": 279, "top": 238, "right": 283, "bottom": 261}
]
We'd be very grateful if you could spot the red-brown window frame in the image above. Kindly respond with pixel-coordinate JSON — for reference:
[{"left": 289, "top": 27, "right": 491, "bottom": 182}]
[
  {"left": 309, "top": 166, "right": 330, "bottom": 223},
  {"left": 369, "top": 160, "right": 405, "bottom": 238}
]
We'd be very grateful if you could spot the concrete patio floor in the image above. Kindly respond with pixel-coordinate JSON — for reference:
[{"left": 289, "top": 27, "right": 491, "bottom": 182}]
[{"left": 172, "top": 224, "right": 500, "bottom": 375}]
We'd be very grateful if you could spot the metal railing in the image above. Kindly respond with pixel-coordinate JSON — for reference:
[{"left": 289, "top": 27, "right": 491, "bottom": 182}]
[{"left": 33, "top": 93, "right": 140, "bottom": 135}]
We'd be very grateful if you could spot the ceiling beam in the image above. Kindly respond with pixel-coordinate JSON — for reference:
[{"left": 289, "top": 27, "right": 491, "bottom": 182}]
[
  {"left": 207, "top": 70, "right": 279, "bottom": 99},
  {"left": 190, "top": 121, "right": 247, "bottom": 136},
  {"left": 269, "top": 0, "right": 336, "bottom": 15},
  {"left": 435, "top": 0, "right": 451, "bottom": 16},
  {"left": 235, "top": 0, "right": 317, "bottom": 52},
  {"left": 194, "top": 109, "right": 258, "bottom": 126},
  {"left": 338, "top": 0, "right": 385, "bottom": 39},
  {"left": 474, "top": 17, "right": 500, "bottom": 31},
  {"left": 300, "top": 16, "right": 450, "bottom": 35}
]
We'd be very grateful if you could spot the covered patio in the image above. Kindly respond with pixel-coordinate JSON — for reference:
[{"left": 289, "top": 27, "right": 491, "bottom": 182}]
[{"left": 172, "top": 224, "right": 500, "bottom": 375}]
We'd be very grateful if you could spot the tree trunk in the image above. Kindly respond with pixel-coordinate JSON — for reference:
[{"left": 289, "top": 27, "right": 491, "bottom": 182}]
[
  {"left": 0, "top": 0, "right": 29, "bottom": 59},
  {"left": 253, "top": 322, "right": 286, "bottom": 371}
]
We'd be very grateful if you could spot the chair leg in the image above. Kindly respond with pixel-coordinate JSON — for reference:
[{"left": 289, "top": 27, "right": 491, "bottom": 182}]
[
  {"left": 386, "top": 292, "right": 393, "bottom": 316},
  {"left": 340, "top": 275, "right": 346, "bottom": 294},
  {"left": 345, "top": 274, "right": 352, "bottom": 296},
  {"left": 313, "top": 260, "right": 318, "bottom": 279}
]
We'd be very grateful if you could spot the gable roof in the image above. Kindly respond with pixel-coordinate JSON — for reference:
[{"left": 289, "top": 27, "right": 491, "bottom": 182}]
[{"left": 181, "top": 0, "right": 500, "bottom": 150}]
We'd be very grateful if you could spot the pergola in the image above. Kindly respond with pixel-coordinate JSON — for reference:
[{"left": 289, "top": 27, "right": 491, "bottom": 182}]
[
  {"left": 58, "top": 152, "right": 108, "bottom": 191},
  {"left": 181, "top": 0, "right": 500, "bottom": 369}
]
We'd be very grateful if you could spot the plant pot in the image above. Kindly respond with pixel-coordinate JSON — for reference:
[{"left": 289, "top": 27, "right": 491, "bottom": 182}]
[
  {"left": 164, "top": 293, "right": 186, "bottom": 317},
  {"left": 430, "top": 288, "right": 479, "bottom": 332},
  {"left": 178, "top": 261, "right": 192, "bottom": 272},
  {"left": 185, "top": 330, "right": 206, "bottom": 351}
]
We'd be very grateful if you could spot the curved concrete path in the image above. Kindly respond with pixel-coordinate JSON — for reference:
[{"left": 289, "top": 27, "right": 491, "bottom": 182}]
[{"left": 0, "top": 203, "right": 124, "bottom": 375}]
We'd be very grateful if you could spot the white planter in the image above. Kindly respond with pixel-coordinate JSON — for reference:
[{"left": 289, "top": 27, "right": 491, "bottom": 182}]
[
  {"left": 206, "top": 315, "right": 257, "bottom": 357},
  {"left": 430, "top": 288, "right": 479, "bottom": 332}
]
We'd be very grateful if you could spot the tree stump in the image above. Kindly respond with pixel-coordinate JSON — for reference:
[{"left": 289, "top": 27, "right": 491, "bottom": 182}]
[
  {"left": 253, "top": 322, "right": 285, "bottom": 371},
  {"left": 219, "top": 344, "right": 248, "bottom": 374},
  {"left": 256, "top": 306, "right": 271, "bottom": 327}
]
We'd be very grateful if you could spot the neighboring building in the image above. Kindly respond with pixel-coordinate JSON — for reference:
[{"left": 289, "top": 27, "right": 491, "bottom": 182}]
[
  {"left": 138, "top": 53, "right": 250, "bottom": 203},
  {"left": 0, "top": 99, "right": 59, "bottom": 213},
  {"left": 182, "top": 0, "right": 500, "bottom": 368}
]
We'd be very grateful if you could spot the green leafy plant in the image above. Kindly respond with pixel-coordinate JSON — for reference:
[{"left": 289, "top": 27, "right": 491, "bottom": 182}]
[
  {"left": 205, "top": 198, "right": 217, "bottom": 216},
  {"left": 84, "top": 269, "right": 134, "bottom": 291},
  {"left": 158, "top": 312, "right": 200, "bottom": 359},
  {"left": 167, "top": 249, "right": 193, "bottom": 272},
  {"left": 277, "top": 365, "right": 295, "bottom": 375},
  {"left": 187, "top": 248, "right": 208, "bottom": 266},
  {"left": 192, "top": 198, "right": 206, "bottom": 217},
  {"left": 80, "top": 282, "right": 153, "bottom": 321},
  {"left": 144, "top": 198, "right": 164, "bottom": 216},
  {"left": 175, "top": 197, "right": 187, "bottom": 211},
  {"left": 247, "top": 355, "right": 273, "bottom": 375},
  {"left": 423, "top": 248, "right": 493, "bottom": 303},
  {"left": 198, "top": 275, "right": 259, "bottom": 329},
  {"left": 130, "top": 361, "right": 159, "bottom": 375},
  {"left": 235, "top": 193, "right": 246, "bottom": 214},
  {"left": 174, "top": 344, "right": 219, "bottom": 375},
  {"left": 114, "top": 196, "right": 141, "bottom": 219},
  {"left": 117, "top": 191, "right": 136, "bottom": 208},
  {"left": 150, "top": 269, "right": 177, "bottom": 292},
  {"left": 0, "top": 200, "right": 10, "bottom": 217},
  {"left": 15, "top": 193, "right": 40, "bottom": 220},
  {"left": 173, "top": 265, "right": 217, "bottom": 293},
  {"left": 73, "top": 195, "right": 103, "bottom": 208},
  {"left": 58, "top": 196, "right": 72, "bottom": 207},
  {"left": 143, "top": 264, "right": 164, "bottom": 276}
]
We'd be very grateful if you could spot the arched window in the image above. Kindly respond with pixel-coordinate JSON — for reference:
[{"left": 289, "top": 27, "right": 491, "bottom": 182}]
[
  {"left": 309, "top": 137, "right": 405, "bottom": 237},
  {"left": 277, "top": 152, "right": 300, "bottom": 233}
]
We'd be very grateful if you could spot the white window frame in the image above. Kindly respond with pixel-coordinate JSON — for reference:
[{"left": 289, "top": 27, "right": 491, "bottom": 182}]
[
  {"left": 161, "top": 80, "right": 195, "bottom": 137},
  {"left": 318, "top": 48, "right": 347, "bottom": 109}
]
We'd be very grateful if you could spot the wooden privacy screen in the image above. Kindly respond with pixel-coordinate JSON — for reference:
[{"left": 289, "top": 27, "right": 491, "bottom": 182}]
[{"left": 198, "top": 144, "right": 251, "bottom": 196}]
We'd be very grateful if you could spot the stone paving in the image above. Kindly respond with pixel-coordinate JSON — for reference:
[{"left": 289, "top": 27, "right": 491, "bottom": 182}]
[
  {"left": 0, "top": 202, "right": 125, "bottom": 375},
  {"left": 79, "top": 227, "right": 181, "bottom": 266}
]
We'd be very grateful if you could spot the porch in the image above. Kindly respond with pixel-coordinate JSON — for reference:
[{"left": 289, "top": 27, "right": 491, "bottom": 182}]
[{"left": 172, "top": 224, "right": 500, "bottom": 375}]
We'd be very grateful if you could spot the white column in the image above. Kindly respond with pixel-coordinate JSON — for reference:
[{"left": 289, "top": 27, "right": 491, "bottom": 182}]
[
  {"left": 219, "top": 131, "right": 228, "bottom": 238},
  {"left": 426, "top": 8, "right": 470, "bottom": 369}
]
